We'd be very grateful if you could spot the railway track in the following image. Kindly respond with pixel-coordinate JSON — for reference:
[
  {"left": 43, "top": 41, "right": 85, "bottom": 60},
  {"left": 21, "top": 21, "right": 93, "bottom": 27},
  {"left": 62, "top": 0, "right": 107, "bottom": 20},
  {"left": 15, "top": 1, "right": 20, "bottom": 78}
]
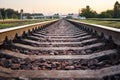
[{"left": 0, "top": 19, "right": 120, "bottom": 80}]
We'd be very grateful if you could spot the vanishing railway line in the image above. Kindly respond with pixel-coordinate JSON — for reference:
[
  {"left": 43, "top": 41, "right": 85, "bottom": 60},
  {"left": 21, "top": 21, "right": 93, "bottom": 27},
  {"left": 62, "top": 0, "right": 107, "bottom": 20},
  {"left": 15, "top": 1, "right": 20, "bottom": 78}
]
[{"left": 0, "top": 19, "right": 120, "bottom": 80}]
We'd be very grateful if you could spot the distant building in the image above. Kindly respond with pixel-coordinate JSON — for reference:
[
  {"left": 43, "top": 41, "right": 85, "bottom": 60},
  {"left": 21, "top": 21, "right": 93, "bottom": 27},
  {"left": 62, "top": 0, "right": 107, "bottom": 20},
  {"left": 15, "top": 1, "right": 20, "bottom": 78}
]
[
  {"left": 72, "top": 14, "right": 79, "bottom": 19},
  {"left": 53, "top": 14, "right": 60, "bottom": 19},
  {"left": 23, "top": 13, "right": 44, "bottom": 19},
  {"left": 66, "top": 13, "right": 73, "bottom": 18},
  {"left": 23, "top": 13, "right": 30, "bottom": 19},
  {"left": 60, "top": 15, "right": 67, "bottom": 19},
  {"left": 78, "top": 16, "right": 86, "bottom": 19},
  {"left": 31, "top": 13, "right": 44, "bottom": 19},
  {"left": 66, "top": 13, "right": 86, "bottom": 19},
  {"left": 45, "top": 15, "right": 53, "bottom": 19}
]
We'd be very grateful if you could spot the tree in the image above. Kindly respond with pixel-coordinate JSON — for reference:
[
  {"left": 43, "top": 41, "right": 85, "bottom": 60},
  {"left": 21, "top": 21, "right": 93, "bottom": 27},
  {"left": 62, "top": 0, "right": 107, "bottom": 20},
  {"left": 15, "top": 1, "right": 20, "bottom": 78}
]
[
  {"left": 0, "top": 8, "right": 20, "bottom": 19},
  {"left": 12, "top": 14, "right": 18, "bottom": 19},
  {"left": 113, "top": 1, "right": 120, "bottom": 18},
  {"left": 98, "top": 10, "right": 113, "bottom": 18},
  {"left": 0, "top": 8, "right": 5, "bottom": 20},
  {"left": 5, "top": 8, "right": 19, "bottom": 19},
  {"left": 80, "top": 6, "right": 97, "bottom": 18}
]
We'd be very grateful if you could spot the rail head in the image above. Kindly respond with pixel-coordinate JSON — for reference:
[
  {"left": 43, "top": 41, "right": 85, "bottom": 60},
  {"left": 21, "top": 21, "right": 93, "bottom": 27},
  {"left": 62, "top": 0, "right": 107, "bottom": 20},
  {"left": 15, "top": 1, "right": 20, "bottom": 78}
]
[
  {"left": 0, "top": 20, "right": 58, "bottom": 45},
  {"left": 68, "top": 19, "right": 120, "bottom": 45}
]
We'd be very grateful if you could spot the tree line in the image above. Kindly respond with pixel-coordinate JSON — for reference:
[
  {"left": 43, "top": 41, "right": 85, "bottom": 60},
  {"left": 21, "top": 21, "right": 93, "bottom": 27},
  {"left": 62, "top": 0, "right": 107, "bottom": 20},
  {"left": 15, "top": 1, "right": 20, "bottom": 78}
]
[
  {"left": 79, "top": 1, "right": 120, "bottom": 18},
  {"left": 0, "top": 8, "right": 20, "bottom": 19}
]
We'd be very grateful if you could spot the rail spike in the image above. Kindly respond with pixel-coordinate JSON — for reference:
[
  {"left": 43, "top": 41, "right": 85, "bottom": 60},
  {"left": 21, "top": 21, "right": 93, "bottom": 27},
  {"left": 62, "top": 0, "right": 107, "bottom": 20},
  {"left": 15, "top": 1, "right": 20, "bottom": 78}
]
[
  {"left": 3, "top": 36, "right": 9, "bottom": 46},
  {"left": 99, "top": 32, "right": 105, "bottom": 40},
  {"left": 89, "top": 28, "right": 93, "bottom": 33},
  {"left": 13, "top": 33, "right": 22, "bottom": 42},
  {"left": 22, "top": 31, "right": 27, "bottom": 38},
  {"left": 3, "top": 36, "right": 14, "bottom": 47},
  {"left": 105, "top": 35, "right": 113, "bottom": 43},
  {"left": 9, "top": 39, "right": 14, "bottom": 46},
  {"left": 92, "top": 30, "right": 98, "bottom": 37},
  {"left": 32, "top": 28, "right": 35, "bottom": 33},
  {"left": 108, "top": 35, "right": 113, "bottom": 42},
  {"left": 28, "top": 29, "right": 32, "bottom": 35},
  {"left": 35, "top": 27, "right": 38, "bottom": 31}
]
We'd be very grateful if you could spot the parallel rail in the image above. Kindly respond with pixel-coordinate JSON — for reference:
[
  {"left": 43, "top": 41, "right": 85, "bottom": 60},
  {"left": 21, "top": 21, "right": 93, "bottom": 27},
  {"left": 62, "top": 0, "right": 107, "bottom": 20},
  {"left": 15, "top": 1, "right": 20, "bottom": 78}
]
[
  {"left": 0, "top": 20, "right": 57, "bottom": 45},
  {"left": 68, "top": 19, "right": 120, "bottom": 45}
]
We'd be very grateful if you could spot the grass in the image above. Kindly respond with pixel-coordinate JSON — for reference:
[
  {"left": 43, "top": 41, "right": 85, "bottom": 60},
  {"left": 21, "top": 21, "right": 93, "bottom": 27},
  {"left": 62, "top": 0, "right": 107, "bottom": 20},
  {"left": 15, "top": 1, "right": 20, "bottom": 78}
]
[
  {"left": 0, "top": 19, "right": 52, "bottom": 29},
  {"left": 76, "top": 19, "right": 120, "bottom": 29}
]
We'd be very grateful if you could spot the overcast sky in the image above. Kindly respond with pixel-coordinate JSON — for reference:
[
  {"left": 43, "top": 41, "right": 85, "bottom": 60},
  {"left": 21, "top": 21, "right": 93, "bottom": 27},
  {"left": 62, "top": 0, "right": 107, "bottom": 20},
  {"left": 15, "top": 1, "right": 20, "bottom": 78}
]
[{"left": 0, "top": 0, "right": 120, "bottom": 15}]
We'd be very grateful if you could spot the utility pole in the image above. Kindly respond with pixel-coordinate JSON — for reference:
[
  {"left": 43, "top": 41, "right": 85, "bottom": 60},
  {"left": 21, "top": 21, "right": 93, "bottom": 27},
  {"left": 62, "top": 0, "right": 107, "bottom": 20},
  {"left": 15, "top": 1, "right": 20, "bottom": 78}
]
[{"left": 20, "top": 9, "right": 23, "bottom": 20}]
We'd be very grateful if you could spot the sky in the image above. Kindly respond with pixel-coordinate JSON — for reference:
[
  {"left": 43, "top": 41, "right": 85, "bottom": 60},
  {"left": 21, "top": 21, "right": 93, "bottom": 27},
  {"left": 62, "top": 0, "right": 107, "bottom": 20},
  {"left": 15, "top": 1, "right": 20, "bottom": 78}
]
[{"left": 0, "top": 0, "right": 120, "bottom": 15}]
